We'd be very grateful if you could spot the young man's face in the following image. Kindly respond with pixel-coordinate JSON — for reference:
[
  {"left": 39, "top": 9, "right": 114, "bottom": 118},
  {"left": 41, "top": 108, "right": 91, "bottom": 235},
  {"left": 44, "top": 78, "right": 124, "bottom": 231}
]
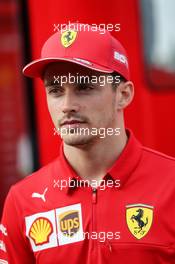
[{"left": 43, "top": 62, "right": 122, "bottom": 146}]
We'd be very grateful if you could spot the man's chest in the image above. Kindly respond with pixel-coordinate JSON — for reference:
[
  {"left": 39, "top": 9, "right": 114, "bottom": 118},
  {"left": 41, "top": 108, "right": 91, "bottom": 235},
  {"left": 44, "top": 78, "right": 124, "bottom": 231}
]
[{"left": 22, "top": 185, "right": 175, "bottom": 263}]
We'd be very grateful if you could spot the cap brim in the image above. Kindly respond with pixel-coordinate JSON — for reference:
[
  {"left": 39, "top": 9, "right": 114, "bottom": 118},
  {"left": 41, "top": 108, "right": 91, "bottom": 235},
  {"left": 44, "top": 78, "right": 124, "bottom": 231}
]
[{"left": 22, "top": 57, "right": 113, "bottom": 78}]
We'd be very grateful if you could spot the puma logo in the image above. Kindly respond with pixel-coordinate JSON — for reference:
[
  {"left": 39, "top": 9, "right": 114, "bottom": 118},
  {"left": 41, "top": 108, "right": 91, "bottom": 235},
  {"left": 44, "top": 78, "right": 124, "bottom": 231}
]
[{"left": 32, "top": 187, "right": 48, "bottom": 202}]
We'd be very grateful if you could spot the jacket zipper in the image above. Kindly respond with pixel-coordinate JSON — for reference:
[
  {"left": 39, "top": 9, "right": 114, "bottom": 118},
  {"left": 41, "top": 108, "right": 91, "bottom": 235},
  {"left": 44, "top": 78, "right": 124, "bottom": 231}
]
[
  {"left": 92, "top": 188, "right": 112, "bottom": 253},
  {"left": 92, "top": 188, "right": 97, "bottom": 204},
  {"left": 92, "top": 187, "right": 97, "bottom": 256}
]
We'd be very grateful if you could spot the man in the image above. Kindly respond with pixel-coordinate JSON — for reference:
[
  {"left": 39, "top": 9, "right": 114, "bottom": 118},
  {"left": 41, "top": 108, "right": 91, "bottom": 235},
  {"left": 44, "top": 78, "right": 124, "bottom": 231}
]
[{"left": 1, "top": 23, "right": 175, "bottom": 264}]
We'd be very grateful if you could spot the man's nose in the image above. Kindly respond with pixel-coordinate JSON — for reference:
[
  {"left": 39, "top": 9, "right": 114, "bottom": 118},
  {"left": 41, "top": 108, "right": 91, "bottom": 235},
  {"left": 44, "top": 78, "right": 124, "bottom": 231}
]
[{"left": 61, "top": 91, "right": 80, "bottom": 114}]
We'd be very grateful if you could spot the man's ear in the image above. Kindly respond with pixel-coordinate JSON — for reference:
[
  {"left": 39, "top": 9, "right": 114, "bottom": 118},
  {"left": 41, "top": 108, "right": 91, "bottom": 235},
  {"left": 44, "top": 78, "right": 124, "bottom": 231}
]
[{"left": 116, "top": 81, "right": 134, "bottom": 110}]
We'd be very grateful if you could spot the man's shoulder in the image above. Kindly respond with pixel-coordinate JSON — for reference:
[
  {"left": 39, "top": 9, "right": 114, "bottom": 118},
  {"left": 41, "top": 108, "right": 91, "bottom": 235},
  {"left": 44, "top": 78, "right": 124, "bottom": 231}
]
[
  {"left": 142, "top": 145, "right": 175, "bottom": 162},
  {"left": 3, "top": 156, "right": 62, "bottom": 220},
  {"left": 141, "top": 145, "right": 175, "bottom": 170},
  {"left": 129, "top": 129, "right": 175, "bottom": 169},
  {"left": 12, "top": 156, "right": 59, "bottom": 192}
]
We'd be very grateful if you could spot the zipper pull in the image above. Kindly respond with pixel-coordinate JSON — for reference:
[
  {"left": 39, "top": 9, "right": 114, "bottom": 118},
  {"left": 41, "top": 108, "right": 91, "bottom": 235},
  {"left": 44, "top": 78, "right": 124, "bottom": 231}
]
[
  {"left": 106, "top": 239, "right": 112, "bottom": 253},
  {"left": 92, "top": 188, "right": 97, "bottom": 204}
]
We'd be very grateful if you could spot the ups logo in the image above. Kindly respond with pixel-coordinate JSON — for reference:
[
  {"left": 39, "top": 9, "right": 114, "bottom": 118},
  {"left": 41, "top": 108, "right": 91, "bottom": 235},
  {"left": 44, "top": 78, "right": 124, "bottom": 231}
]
[{"left": 59, "top": 210, "right": 80, "bottom": 237}]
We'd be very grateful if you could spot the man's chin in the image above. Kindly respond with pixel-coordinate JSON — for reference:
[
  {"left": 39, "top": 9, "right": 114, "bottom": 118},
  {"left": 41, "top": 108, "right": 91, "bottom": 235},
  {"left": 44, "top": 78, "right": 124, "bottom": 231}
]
[{"left": 62, "top": 134, "right": 94, "bottom": 147}]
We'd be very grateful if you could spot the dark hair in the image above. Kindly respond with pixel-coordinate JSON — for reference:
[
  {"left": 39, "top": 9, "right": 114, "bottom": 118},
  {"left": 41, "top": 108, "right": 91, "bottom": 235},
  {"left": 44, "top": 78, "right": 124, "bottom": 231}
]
[{"left": 111, "top": 72, "right": 127, "bottom": 91}]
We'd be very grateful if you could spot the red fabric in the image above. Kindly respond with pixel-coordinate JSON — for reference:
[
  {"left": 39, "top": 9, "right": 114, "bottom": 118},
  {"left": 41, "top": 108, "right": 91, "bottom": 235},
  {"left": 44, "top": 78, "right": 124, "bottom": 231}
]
[
  {"left": 1, "top": 129, "right": 175, "bottom": 263},
  {"left": 22, "top": 23, "right": 129, "bottom": 80}
]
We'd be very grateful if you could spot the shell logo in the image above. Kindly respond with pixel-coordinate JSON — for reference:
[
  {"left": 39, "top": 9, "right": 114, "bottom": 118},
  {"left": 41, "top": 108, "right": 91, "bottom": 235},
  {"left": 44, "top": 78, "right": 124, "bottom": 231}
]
[{"left": 29, "top": 217, "right": 53, "bottom": 246}]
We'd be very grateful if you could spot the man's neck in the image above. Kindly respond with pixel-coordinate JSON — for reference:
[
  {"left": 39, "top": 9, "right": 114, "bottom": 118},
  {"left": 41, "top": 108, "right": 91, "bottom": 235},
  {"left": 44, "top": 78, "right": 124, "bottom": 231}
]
[{"left": 63, "top": 128, "right": 128, "bottom": 181}]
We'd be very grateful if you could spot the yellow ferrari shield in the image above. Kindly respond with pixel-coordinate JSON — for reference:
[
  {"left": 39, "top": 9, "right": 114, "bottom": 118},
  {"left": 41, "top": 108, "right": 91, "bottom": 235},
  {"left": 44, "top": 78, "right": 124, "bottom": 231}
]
[
  {"left": 61, "top": 30, "right": 77, "bottom": 48},
  {"left": 126, "top": 204, "right": 154, "bottom": 239}
]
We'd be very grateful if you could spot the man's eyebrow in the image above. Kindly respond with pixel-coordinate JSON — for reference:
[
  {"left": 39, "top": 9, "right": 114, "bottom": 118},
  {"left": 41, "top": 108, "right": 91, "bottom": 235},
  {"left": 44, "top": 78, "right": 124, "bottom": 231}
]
[{"left": 44, "top": 79, "right": 60, "bottom": 87}]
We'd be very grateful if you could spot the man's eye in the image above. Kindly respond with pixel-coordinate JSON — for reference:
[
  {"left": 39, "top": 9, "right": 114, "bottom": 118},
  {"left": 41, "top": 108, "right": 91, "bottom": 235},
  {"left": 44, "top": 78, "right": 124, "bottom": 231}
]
[
  {"left": 47, "top": 87, "right": 63, "bottom": 95},
  {"left": 49, "top": 88, "right": 59, "bottom": 93}
]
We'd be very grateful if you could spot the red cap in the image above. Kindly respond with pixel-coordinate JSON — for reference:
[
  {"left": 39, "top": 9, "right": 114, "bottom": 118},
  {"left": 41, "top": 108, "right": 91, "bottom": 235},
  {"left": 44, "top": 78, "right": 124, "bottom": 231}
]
[{"left": 23, "top": 23, "right": 130, "bottom": 80}]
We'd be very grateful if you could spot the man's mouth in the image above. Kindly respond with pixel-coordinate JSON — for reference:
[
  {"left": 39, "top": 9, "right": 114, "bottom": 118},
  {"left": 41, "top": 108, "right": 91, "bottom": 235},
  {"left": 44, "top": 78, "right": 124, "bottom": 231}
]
[{"left": 60, "top": 120, "right": 86, "bottom": 127}]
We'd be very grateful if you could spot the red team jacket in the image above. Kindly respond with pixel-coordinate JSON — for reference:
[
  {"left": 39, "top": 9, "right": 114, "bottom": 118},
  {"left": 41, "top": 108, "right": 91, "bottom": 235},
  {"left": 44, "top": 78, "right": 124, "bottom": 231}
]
[{"left": 1, "top": 129, "right": 175, "bottom": 264}]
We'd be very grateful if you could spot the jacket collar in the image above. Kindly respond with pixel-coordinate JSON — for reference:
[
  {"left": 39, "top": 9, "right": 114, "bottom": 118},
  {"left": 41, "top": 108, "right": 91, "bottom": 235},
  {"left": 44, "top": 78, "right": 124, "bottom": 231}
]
[{"left": 53, "top": 129, "right": 142, "bottom": 193}]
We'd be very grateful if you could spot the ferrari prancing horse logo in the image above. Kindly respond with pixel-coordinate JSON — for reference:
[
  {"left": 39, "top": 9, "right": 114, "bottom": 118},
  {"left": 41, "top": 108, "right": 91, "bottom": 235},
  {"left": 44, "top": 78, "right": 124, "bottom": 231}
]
[
  {"left": 61, "top": 30, "right": 77, "bottom": 48},
  {"left": 126, "top": 204, "right": 154, "bottom": 239}
]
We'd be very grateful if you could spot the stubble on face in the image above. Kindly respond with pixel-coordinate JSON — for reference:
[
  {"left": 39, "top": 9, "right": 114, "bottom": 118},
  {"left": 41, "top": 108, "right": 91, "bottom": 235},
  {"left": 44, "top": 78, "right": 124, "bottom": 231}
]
[
  {"left": 57, "top": 96, "right": 117, "bottom": 148},
  {"left": 44, "top": 62, "right": 118, "bottom": 148}
]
